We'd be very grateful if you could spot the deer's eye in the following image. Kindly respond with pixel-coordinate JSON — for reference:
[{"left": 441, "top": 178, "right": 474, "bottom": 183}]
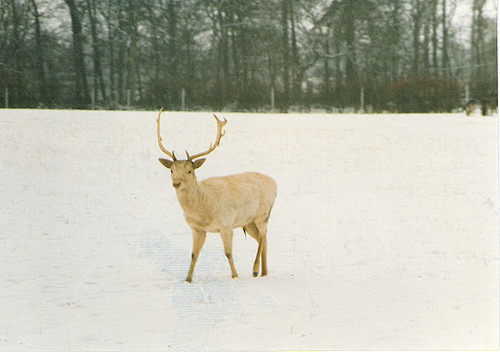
[
  {"left": 188, "top": 170, "right": 192, "bottom": 174},
  {"left": 170, "top": 170, "right": 173, "bottom": 173}
]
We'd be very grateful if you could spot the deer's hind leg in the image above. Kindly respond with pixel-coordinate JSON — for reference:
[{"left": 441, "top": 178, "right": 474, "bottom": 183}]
[
  {"left": 254, "top": 219, "right": 268, "bottom": 277},
  {"left": 243, "top": 222, "right": 263, "bottom": 277}
]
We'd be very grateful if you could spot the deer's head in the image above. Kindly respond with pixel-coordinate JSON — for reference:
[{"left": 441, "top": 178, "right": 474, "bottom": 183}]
[{"left": 157, "top": 108, "right": 226, "bottom": 191}]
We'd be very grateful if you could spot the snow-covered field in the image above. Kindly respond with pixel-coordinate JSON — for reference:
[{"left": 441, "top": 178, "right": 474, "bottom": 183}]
[{"left": 0, "top": 109, "right": 498, "bottom": 351}]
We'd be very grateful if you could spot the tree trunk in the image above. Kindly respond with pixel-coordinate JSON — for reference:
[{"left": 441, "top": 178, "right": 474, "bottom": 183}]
[
  {"left": 411, "top": 0, "right": 422, "bottom": 75},
  {"left": 126, "top": 0, "right": 138, "bottom": 106},
  {"left": 343, "top": 3, "right": 358, "bottom": 106},
  {"left": 29, "top": 0, "right": 49, "bottom": 106},
  {"left": 105, "top": 0, "right": 116, "bottom": 104},
  {"left": 9, "top": 0, "right": 22, "bottom": 106},
  {"left": 64, "top": 0, "right": 91, "bottom": 107},
  {"left": 230, "top": 9, "right": 242, "bottom": 105},
  {"left": 389, "top": 0, "right": 401, "bottom": 81},
  {"left": 86, "top": 0, "right": 106, "bottom": 102},
  {"left": 422, "top": 1, "right": 430, "bottom": 75},
  {"left": 267, "top": 53, "right": 277, "bottom": 107},
  {"left": 471, "top": 0, "right": 488, "bottom": 96},
  {"left": 240, "top": 10, "right": 249, "bottom": 100},
  {"left": 117, "top": 0, "right": 125, "bottom": 105},
  {"left": 333, "top": 26, "right": 342, "bottom": 85},
  {"left": 431, "top": 0, "right": 438, "bottom": 75},
  {"left": 290, "top": 1, "right": 301, "bottom": 102},
  {"left": 167, "top": 0, "right": 179, "bottom": 107},
  {"left": 218, "top": 6, "right": 230, "bottom": 105},
  {"left": 344, "top": 11, "right": 356, "bottom": 81},
  {"left": 441, "top": 0, "right": 450, "bottom": 76},
  {"left": 145, "top": 4, "right": 159, "bottom": 80},
  {"left": 323, "top": 29, "right": 331, "bottom": 105},
  {"left": 184, "top": 26, "right": 195, "bottom": 87},
  {"left": 281, "top": 0, "right": 290, "bottom": 112}
]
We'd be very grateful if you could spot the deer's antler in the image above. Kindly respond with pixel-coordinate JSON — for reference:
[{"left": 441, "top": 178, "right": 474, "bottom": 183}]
[
  {"left": 156, "top": 108, "right": 177, "bottom": 161},
  {"left": 187, "top": 114, "right": 227, "bottom": 161}
]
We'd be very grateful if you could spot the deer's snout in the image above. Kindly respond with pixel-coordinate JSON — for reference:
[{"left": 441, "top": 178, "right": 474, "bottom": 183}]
[{"left": 172, "top": 182, "right": 181, "bottom": 189}]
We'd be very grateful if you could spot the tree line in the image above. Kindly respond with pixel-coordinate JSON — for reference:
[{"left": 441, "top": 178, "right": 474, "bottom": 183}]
[{"left": 0, "top": 0, "right": 497, "bottom": 112}]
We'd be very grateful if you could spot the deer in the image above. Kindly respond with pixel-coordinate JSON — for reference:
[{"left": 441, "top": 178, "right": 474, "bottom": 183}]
[{"left": 156, "top": 108, "right": 277, "bottom": 283}]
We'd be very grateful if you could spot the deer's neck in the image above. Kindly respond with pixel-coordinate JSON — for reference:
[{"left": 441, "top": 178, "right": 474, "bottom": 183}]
[{"left": 175, "top": 182, "right": 201, "bottom": 214}]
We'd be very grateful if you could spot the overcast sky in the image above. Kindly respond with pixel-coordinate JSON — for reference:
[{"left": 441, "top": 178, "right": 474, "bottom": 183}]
[
  {"left": 43, "top": 0, "right": 498, "bottom": 46},
  {"left": 453, "top": 0, "right": 497, "bottom": 44}
]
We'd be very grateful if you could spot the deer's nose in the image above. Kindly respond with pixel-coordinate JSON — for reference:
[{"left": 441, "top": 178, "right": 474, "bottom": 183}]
[{"left": 172, "top": 182, "right": 181, "bottom": 188}]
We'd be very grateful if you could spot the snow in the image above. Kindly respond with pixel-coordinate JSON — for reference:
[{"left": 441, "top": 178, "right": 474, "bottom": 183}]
[{"left": 0, "top": 109, "right": 498, "bottom": 351}]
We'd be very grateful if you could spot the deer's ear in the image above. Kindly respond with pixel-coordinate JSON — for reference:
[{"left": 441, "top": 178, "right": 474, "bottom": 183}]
[
  {"left": 192, "top": 158, "right": 206, "bottom": 169},
  {"left": 159, "top": 158, "right": 173, "bottom": 169}
]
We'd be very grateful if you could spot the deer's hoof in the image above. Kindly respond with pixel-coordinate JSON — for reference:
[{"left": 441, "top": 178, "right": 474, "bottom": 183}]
[{"left": 253, "top": 271, "right": 259, "bottom": 277}]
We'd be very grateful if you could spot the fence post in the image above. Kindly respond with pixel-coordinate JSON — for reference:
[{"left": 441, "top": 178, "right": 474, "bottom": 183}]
[
  {"left": 127, "top": 89, "right": 131, "bottom": 109},
  {"left": 271, "top": 87, "right": 275, "bottom": 111},
  {"left": 360, "top": 87, "right": 365, "bottom": 112},
  {"left": 465, "top": 84, "right": 470, "bottom": 102},
  {"left": 91, "top": 86, "right": 96, "bottom": 110},
  {"left": 181, "top": 87, "right": 186, "bottom": 111},
  {"left": 4, "top": 87, "right": 8, "bottom": 109}
]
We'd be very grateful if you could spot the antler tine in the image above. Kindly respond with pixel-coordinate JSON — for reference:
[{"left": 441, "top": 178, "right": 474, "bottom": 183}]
[
  {"left": 156, "top": 108, "right": 177, "bottom": 161},
  {"left": 187, "top": 114, "right": 227, "bottom": 161}
]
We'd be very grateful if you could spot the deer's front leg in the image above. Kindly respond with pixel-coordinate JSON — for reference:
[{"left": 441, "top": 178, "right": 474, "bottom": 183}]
[
  {"left": 186, "top": 229, "right": 206, "bottom": 283},
  {"left": 220, "top": 229, "right": 238, "bottom": 278}
]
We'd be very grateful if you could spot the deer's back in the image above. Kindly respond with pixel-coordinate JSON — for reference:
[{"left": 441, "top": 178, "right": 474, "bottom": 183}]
[{"left": 199, "top": 172, "right": 277, "bottom": 228}]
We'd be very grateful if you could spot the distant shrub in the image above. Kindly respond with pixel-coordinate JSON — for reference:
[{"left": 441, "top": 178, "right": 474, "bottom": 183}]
[
  {"left": 388, "top": 76, "right": 460, "bottom": 113},
  {"left": 143, "top": 78, "right": 171, "bottom": 109},
  {"left": 0, "top": 67, "right": 35, "bottom": 108}
]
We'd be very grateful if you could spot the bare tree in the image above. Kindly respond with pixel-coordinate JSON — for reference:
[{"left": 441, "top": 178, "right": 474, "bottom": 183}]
[
  {"left": 64, "top": 0, "right": 91, "bottom": 107},
  {"left": 281, "top": 0, "right": 290, "bottom": 112},
  {"left": 441, "top": 0, "right": 451, "bottom": 75},
  {"left": 86, "top": 0, "right": 107, "bottom": 102},
  {"left": 411, "top": 0, "right": 423, "bottom": 75},
  {"left": 0, "top": 0, "right": 496, "bottom": 112},
  {"left": 28, "top": 0, "right": 49, "bottom": 106}
]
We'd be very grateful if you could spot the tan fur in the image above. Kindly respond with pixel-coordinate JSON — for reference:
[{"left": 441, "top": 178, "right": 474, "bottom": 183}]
[
  {"left": 156, "top": 111, "right": 277, "bottom": 282},
  {"left": 161, "top": 160, "right": 277, "bottom": 282}
]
